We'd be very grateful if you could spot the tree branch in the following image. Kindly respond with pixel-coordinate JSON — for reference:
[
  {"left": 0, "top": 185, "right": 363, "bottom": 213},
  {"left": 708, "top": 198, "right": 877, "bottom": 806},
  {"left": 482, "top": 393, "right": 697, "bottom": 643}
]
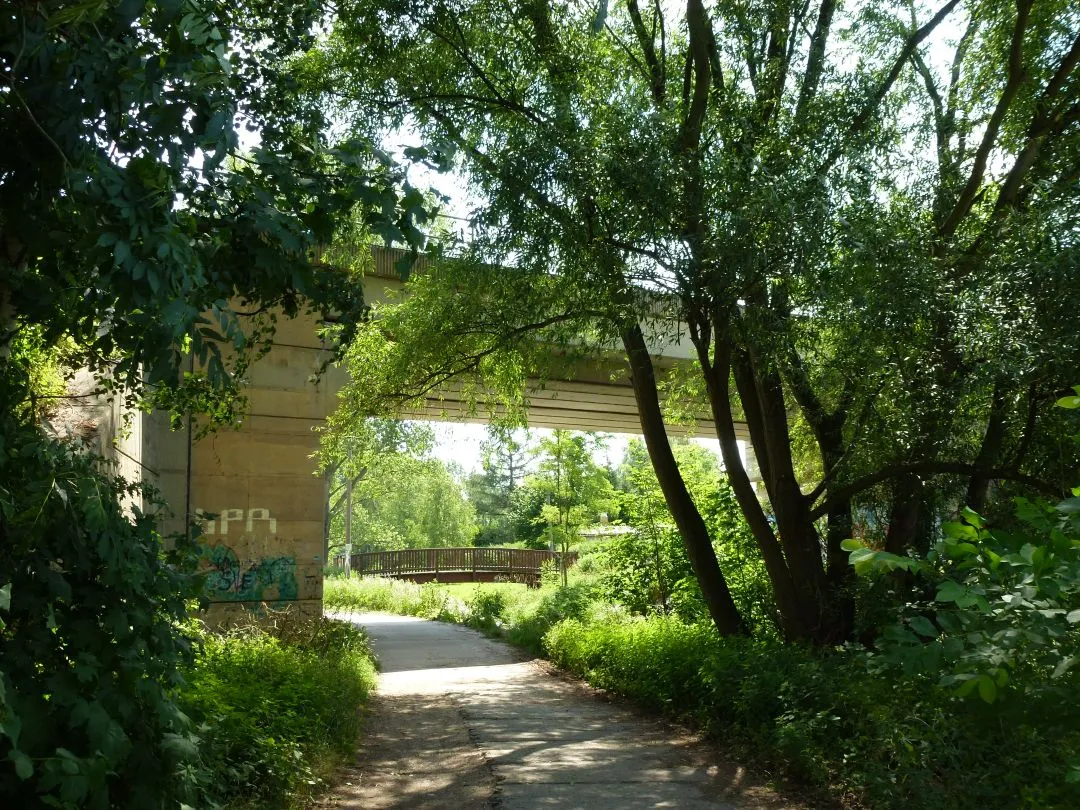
[
  {"left": 382, "top": 308, "right": 602, "bottom": 404},
  {"left": 678, "top": 0, "right": 716, "bottom": 153},
  {"left": 794, "top": 0, "right": 837, "bottom": 122},
  {"left": 910, "top": 50, "right": 945, "bottom": 153},
  {"left": 808, "top": 461, "right": 1059, "bottom": 520},
  {"left": 758, "top": 1, "right": 794, "bottom": 128},
  {"left": 426, "top": 20, "right": 546, "bottom": 126},
  {"left": 938, "top": 0, "right": 1033, "bottom": 239},
  {"left": 815, "top": 0, "right": 963, "bottom": 178},
  {"left": 627, "top": 0, "right": 666, "bottom": 107}
]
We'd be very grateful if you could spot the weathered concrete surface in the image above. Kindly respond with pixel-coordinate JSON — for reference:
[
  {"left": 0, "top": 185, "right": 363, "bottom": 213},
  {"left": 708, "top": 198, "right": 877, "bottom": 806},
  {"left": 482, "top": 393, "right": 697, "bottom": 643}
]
[{"left": 322, "top": 613, "right": 804, "bottom": 810}]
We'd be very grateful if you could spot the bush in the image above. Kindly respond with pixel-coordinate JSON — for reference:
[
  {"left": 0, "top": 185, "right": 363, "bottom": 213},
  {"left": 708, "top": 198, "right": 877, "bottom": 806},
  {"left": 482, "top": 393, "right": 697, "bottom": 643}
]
[
  {"left": 465, "top": 587, "right": 507, "bottom": 631},
  {"left": 846, "top": 495, "right": 1080, "bottom": 705},
  {"left": 545, "top": 616, "right": 712, "bottom": 716},
  {"left": 503, "top": 582, "right": 597, "bottom": 653},
  {"left": 544, "top": 614, "right": 1080, "bottom": 809},
  {"left": 0, "top": 378, "right": 203, "bottom": 809},
  {"left": 178, "top": 615, "right": 377, "bottom": 809}
]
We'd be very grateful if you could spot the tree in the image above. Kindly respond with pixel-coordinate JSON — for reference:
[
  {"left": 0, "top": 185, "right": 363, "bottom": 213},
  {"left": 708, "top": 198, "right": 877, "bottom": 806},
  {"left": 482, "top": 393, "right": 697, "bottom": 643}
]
[
  {"left": 607, "top": 439, "right": 777, "bottom": 631},
  {"left": 525, "top": 430, "right": 616, "bottom": 583},
  {"left": 330, "top": 454, "right": 477, "bottom": 551},
  {"left": 1, "top": 0, "right": 428, "bottom": 802},
  {"left": 466, "top": 426, "right": 532, "bottom": 545},
  {"left": 320, "top": 418, "right": 434, "bottom": 557},
  {"left": 2, "top": 0, "right": 428, "bottom": 417},
  {"left": 314, "top": 0, "right": 1080, "bottom": 643},
  {"left": 605, "top": 439, "right": 699, "bottom": 617}
]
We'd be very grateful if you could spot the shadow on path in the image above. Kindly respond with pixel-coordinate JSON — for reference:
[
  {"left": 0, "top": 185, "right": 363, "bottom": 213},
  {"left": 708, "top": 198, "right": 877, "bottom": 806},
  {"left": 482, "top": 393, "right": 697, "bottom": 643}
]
[{"left": 321, "top": 613, "right": 805, "bottom": 810}]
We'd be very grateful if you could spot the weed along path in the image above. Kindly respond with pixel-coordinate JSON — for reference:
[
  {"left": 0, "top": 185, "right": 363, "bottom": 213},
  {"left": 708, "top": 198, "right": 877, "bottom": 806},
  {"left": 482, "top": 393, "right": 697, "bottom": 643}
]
[{"left": 322, "top": 612, "right": 803, "bottom": 810}]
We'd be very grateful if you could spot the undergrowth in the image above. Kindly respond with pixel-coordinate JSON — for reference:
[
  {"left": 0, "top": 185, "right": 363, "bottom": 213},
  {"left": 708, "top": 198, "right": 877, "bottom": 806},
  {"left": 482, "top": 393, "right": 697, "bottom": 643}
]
[
  {"left": 323, "top": 576, "right": 469, "bottom": 621},
  {"left": 544, "top": 615, "right": 1080, "bottom": 810},
  {"left": 178, "top": 613, "right": 377, "bottom": 809}
]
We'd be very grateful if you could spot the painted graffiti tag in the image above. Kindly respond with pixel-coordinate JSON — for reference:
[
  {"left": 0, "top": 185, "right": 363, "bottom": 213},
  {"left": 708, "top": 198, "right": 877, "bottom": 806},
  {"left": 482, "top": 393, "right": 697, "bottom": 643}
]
[
  {"left": 200, "top": 543, "right": 299, "bottom": 603},
  {"left": 195, "top": 507, "right": 277, "bottom": 536},
  {"left": 195, "top": 506, "right": 300, "bottom": 604}
]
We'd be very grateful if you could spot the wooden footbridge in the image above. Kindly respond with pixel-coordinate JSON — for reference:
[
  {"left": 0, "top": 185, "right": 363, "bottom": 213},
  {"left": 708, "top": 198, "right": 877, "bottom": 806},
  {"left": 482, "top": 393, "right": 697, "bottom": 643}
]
[{"left": 335, "top": 547, "right": 577, "bottom": 587}]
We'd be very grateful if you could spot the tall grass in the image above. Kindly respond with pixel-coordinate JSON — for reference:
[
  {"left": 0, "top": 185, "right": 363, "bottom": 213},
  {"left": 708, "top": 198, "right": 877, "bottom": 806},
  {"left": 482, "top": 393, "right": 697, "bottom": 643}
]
[{"left": 324, "top": 575, "right": 469, "bottom": 620}]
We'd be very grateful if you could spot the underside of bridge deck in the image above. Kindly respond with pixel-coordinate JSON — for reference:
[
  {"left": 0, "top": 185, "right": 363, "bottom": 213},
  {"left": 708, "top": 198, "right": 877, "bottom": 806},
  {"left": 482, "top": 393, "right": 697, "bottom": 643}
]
[{"left": 126, "top": 247, "right": 749, "bottom": 620}]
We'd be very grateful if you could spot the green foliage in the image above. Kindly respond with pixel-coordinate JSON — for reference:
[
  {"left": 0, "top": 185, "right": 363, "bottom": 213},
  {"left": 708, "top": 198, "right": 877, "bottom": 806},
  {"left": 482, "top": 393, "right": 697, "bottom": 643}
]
[
  {"left": 2, "top": 0, "right": 424, "bottom": 806},
  {"left": 846, "top": 490, "right": 1080, "bottom": 705},
  {"left": 545, "top": 617, "right": 714, "bottom": 718},
  {"left": 464, "top": 588, "right": 506, "bottom": 632},
  {"left": 321, "top": 419, "right": 478, "bottom": 555},
  {"left": 506, "top": 483, "right": 551, "bottom": 549},
  {"left": 602, "top": 439, "right": 694, "bottom": 617},
  {"left": 519, "top": 431, "right": 617, "bottom": 583},
  {"left": 329, "top": 454, "right": 476, "bottom": 553},
  {"left": 544, "top": 615, "right": 1080, "bottom": 810},
  {"left": 1058, "top": 386, "right": 1080, "bottom": 411},
  {"left": 5, "top": 326, "right": 68, "bottom": 421},
  {"left": 502, "top": 583, "right": 597, "bottom": 654},
  {"left": 3, "top": 0, "right": 428, "bottom": 425},
  {"left": 178, "top": 615, "right": 377, "bottom": 810},
  {"left": 324, "top": 576, "right": 468, "bottom": 622},
  {"left": 603, "top": 440, "right": 778, "bottom": 633},
  {"left": 0, "top": 378, "right": 203, "bottom": 808},
  {"left": 466, "top": 427, "right": 532, "bottom": 546}
]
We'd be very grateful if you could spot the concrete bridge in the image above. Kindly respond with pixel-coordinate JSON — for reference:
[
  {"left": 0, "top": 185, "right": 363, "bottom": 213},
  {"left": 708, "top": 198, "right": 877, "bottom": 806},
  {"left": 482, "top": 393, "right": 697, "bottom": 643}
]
[{"left": 112, "top": 246, "right": 749, "bottom": 618}]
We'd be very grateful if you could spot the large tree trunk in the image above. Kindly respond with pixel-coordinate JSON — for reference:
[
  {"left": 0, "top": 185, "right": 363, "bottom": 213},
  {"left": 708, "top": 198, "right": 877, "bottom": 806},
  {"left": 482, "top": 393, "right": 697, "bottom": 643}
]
[
  {"left": 816, "top": 415, "right": 856, "bottom": 642},
  {"left": 622, "top": 324, "right": 746, "bottom": 636},
  {"left": 884, "top": 474, "right": 925, "bottom": 555},
  {"left": 692, "top": 318, "right": 858, "bottom": 644},
  {"left": 823, "top": 500, "right": 855, "bottom": 642},
  {"left": 965, "top": 382, "right": 1009, "bottom": 514},
  {"left": 694, "top": 333, "right": 811, "bottom": 641}
]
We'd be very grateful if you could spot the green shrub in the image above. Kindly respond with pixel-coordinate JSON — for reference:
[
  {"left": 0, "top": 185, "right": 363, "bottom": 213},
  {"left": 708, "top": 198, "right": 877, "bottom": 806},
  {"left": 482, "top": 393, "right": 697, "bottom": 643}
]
[
  {"left": 465, "top": 587, "right": 507, "bottom": 631},
  {"left": 0, "top": 376, "right": 203, "bottom": 809},
  {"left": 0, "top": 373, "right": 378, "bottom": 809},
  {"left": 545, "top": 616, "right": 712, "bottom": 716},
  {"left": 846, "top": 495, "right": 1080, "bottom": 705},
  {"left": 504, "top": 582, "right": 597, "bottom": 653},
  {"left": 178, "top": 615, "right": 377, "bottom": 809},
  {"left": 544, "top": 614, "right": 1080, "bottom": 809}
]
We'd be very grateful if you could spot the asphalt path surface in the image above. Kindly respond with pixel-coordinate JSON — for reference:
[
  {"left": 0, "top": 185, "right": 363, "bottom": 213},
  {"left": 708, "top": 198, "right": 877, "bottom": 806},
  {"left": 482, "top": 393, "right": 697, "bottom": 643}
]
[{"left": 321, "top": 612, "right": 804, "bottom": 810}]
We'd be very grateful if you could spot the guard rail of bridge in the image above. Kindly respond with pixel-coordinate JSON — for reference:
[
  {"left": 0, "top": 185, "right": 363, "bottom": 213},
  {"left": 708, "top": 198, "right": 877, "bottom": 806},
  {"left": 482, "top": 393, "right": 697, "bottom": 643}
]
[{"left": 333, "top": 547, "right": 577, "bottom": 587}]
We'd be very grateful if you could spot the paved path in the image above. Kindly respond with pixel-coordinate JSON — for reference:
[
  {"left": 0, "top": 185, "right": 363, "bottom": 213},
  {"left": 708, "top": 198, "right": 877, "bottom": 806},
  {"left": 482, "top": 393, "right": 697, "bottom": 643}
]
[{"left": 322, "top": 612, "right": 803, "bottom": 810}]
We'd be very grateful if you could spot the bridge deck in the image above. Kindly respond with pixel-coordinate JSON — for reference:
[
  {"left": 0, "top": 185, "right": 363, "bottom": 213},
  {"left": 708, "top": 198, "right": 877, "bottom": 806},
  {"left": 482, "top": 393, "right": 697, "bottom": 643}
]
[{"left": 337, "top": 547, "right": 576, "bottom": 587}]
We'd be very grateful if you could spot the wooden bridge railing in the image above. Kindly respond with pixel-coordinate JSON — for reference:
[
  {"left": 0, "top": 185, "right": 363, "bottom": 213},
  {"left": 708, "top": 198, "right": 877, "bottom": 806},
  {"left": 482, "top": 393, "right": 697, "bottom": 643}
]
[{"left": 332, "top": 547, "right": 577, "bottom": 585}]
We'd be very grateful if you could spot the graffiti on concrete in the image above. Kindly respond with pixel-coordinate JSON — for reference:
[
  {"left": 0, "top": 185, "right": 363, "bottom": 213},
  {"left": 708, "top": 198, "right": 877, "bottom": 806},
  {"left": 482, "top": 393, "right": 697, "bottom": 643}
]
[
  {"left": 195, "top": 507, "right": 277, "bottom": 536},
  {"left": 201, "top": 543, "right": 299, "bottom": 604}
]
